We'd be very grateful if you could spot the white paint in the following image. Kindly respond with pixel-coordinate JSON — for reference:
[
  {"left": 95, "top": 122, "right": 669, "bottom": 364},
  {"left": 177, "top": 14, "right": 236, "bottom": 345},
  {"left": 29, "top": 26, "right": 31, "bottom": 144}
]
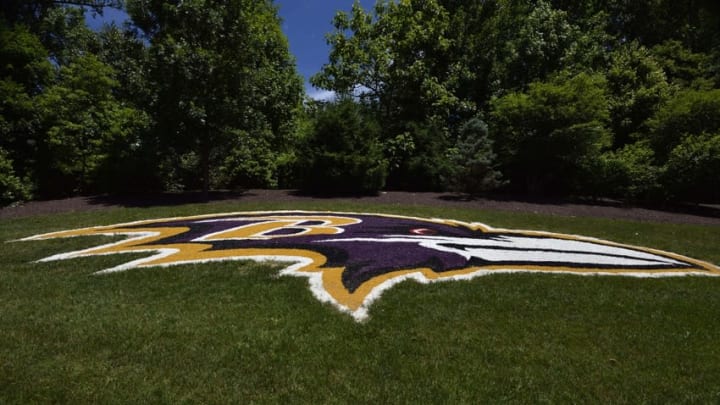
[
  {"left": 318, "top": 234, "right": 687, "bottom": 267},
  {"left": 17, "top": 210, "right": 720, "bottom": 322}
]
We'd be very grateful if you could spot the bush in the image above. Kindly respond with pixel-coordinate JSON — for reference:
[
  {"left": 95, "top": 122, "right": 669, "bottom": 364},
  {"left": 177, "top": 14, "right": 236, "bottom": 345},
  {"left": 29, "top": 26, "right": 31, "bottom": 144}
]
[
  {"left": 0, "top": 148, "right": 31, "bottom": 205},
  {"left": 445, "top": 118, "right": 505, "bottom": 194},
  {"left": 596, "top": 141, "right": 663, "bottom": 201},
  {"left": 387, "top": 121, "right": 454, "bottom": 191},
  {"left": 648, "top": 89, "right": 720, "bottom": 160},
  {"left": 490, "top": 72, "right": 611, "bottom": 195},
  {"left": 219, "top": 129, "right": 279, "bottom": 189},
  {"left": 296, "top": 99, "right": 387, "bottom": 195},
  {"left": 606, "top": 42, "right": 670, "bottom": 147},
  {"left": 662, "top": 133, "right": 720, "bottom": 202}
]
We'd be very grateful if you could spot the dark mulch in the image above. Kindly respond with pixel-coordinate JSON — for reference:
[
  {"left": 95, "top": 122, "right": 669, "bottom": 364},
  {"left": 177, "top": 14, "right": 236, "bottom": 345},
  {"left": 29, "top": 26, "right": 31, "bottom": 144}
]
[{"left": 1, "top": 189, "right": 719, "bottom": 226}]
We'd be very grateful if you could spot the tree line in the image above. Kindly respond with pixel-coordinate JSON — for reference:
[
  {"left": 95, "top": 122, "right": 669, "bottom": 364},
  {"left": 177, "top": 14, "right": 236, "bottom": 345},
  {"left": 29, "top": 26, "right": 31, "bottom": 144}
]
[{"left": 2, "top": 0, "right": 719, "bottom": 205}]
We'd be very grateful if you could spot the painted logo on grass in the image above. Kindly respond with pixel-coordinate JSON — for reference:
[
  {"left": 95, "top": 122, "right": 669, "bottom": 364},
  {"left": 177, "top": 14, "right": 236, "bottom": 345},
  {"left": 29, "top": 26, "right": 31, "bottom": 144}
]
[{"left": 21, "top": 211, "right": 720, "bottom": 320}]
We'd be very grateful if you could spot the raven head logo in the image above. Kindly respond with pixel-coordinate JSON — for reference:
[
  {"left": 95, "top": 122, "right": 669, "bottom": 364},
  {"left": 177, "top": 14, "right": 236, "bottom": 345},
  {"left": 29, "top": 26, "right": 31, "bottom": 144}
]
[{"left": 20, "top": 211, "right": 720, "bottom": 320}]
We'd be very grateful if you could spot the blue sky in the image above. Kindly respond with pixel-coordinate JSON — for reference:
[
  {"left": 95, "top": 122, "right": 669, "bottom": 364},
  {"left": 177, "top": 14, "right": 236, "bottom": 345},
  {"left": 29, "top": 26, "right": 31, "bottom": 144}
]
[
  {"left": 86, "top": 1, "right": 376, "bottom": 100},
  {"left": 277, "top": 0, "right": 375, "bottom": 99}
]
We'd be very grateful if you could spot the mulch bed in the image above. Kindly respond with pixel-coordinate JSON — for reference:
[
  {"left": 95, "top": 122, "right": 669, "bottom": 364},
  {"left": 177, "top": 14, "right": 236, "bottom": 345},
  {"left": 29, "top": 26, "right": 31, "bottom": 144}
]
[{"left": 1, "top": 189, "right": 719, "bottom": 226}]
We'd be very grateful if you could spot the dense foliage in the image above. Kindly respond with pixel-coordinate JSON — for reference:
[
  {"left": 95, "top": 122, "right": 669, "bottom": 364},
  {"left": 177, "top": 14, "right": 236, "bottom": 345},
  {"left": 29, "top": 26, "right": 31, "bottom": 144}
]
[
  {"left": 1, "top": 0, "right": 719, "bottom": 203},
  {"left": 1, "top": 0, "right": 302, "bottom": 201},
  {"left": 312, "top": 0, "right": 720, "bottom": 200},
  {"left": 296, "top": 98, "right": 387, "bottom": 194}
]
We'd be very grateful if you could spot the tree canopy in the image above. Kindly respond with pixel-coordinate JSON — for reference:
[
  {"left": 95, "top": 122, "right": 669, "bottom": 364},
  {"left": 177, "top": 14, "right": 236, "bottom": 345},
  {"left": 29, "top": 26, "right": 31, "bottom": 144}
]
[{"left": 1, "top": 0, "right": 719, "bottom": 204}]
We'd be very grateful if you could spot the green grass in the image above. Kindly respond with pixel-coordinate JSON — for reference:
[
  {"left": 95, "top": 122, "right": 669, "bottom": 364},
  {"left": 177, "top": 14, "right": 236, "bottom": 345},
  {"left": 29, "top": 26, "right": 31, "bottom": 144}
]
[{"left": 2, "top": 201, "right": 720, "bottom": 403}]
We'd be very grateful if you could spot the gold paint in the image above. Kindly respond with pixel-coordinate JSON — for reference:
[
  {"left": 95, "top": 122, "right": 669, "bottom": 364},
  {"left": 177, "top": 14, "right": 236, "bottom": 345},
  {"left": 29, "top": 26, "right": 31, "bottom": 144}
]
[
  {"left": 200, "top": 215, "right": 361, "bottom": 240},
  {"left": 22, "top": 211, "right": 720, "bottom": 314}
]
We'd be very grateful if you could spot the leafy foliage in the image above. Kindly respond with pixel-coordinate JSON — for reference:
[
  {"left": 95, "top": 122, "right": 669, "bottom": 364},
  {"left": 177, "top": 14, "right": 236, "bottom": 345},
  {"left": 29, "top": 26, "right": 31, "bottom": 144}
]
[
  {"left": 596, "top": 142, "right": 663, "bottom": 201},
  {"left": 606, "top": 42, "right": 671, "bottom": 147},
  {"left": 130, "top": 0, "right": 303, "bottom": 195},
  {"left": 647, "top": 89, "right": 720, "bottom": 160},
  {"left": 219, "top": 130, "right": 281, "bottom": 189},
  {"left": 490, "top": 73, "right": 611, "bottom": 194},
  {"left": 0, "top": 148, "right": 31, "bottom": 205},
  {"left": 2, "top": 0, "right": 720, "bottom": 202},
  {"left": 445, "top": 118, "right": 505, "bottom": 194},
  {"left": 37, "top": 54, "right": 146, "bottom": 195},
  {"left": 663, "top": 133, "right": 720, "bottom": 202},
  {"left": 0, "top": 23, "right": 52, "bottom": 188},
  {"left": 296, "top": 99, "right": 387, "bottom": 195}
]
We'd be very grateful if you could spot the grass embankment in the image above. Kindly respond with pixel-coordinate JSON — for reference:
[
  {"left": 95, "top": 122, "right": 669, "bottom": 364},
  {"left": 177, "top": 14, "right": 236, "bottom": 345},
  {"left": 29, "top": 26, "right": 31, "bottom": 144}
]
[{"left": 1, "top": 201, "right": 719, "bottom": 403}]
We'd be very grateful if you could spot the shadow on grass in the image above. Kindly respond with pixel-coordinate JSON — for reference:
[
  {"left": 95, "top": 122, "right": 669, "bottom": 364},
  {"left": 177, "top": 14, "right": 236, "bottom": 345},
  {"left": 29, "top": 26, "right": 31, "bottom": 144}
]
[
  {"left": 287, "top": 189, "right": 382, "bottom": 199},
  {"left": 438, "top": 192, "right": 720, "bottom": 219},
  {"left": 3, "top": 189, "right": 719, "bottom": 223}
]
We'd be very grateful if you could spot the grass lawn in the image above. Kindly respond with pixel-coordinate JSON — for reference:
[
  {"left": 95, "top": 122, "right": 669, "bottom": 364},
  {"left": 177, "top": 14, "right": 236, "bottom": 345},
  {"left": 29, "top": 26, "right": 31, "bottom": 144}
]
[{"left": 2, "top": 200, "right": 720, "bottom": 403}]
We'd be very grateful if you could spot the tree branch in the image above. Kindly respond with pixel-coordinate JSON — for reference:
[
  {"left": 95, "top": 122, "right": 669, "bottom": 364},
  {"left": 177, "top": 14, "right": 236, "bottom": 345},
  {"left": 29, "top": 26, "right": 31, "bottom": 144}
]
[{"left": 51, "top": 0, "right": 124, "bottom": 10}]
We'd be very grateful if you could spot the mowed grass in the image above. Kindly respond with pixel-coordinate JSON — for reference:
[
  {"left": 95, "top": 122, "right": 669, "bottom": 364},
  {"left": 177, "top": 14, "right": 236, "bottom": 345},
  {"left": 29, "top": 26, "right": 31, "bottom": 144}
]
[{"left": 1, "top": 200, "right": 720, "bottom": 403}]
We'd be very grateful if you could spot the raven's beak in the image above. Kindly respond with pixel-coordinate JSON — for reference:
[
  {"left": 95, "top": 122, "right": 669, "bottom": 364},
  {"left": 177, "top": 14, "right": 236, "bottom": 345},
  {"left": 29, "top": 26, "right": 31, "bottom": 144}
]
[{"left": 320, "top": 233, "right": 711, "bottom": 272}]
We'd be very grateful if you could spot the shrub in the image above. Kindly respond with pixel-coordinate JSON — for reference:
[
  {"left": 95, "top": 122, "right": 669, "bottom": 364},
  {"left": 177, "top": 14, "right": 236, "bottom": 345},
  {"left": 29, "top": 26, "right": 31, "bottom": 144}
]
[
  {"left": 0, "top": 148, "right": 31, "bottom": 205},
  {"left": 297, "top": 99, "right": 387, "bottom": 195},
  {"left": 490, "top": 72, "right": 611, "bottom": 195},
  {"left": 219, "top": 129, "right": 279, "bottom": 189},
  {"left": 662, "top": 132, "right": 720, "bottom": 202},
  {"left": 445, "top": 118, "right": 505, "bottom": 194},
  {"left": 647, "top": 89, "right": 720, "bottom": 160},
  {"left": 596, "top": 141, "right": 663, "bottom": 201},
  {"left": 387, "top": 121, "right": 454, "bottom": 191}
]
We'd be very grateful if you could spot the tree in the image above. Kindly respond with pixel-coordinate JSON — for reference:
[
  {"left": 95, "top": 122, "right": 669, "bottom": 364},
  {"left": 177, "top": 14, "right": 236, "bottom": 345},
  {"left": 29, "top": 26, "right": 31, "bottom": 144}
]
[
  {"left": 491, "top": 0, "right": 584, "bottom": 92},
  {"left": 1, "top": 1, "right": 122, "bottom": 29},
  {"left": 490, "top": 72, "right": 611, "bottom": 194},
  {"left": 127, "top": 0, "right": 303, "bottom": 196},
  {"left": 296, "top": 99, "right": 387, "bottom": 195},
  {"left": 0, "top": 148, "right": 31, "bottom": 205},
  {"left": 596, "top": 141, "right": 663, "bottom": 201},
  {"left": 40, "top": 6, "right": 101, "bottom": 65},
  {"left": 37, "top": 54, "right": 147, "bottom": 195},
  {"left": 606, "top": 42, "right": 671, "bottom": 147},
  {"left": 445, "top": 118, "right": 504, "bottom": 194},
  {"left": 647, "top": 89, "right": 720, "bottom": 160},
  {"left": 663, "top": 132, "right": 720, "bottom": 202},
  {"left": 312, "top": 0, "right": 461, "bottom": 125},
  {"left": 0, "top": 23, "right": 54, "bottom": 200},
  {"left": 311, "top": 0, "right": 476, "bottom": 189},
  {"left": 652, "top": 40, "right": 716, "bottom": 89}
]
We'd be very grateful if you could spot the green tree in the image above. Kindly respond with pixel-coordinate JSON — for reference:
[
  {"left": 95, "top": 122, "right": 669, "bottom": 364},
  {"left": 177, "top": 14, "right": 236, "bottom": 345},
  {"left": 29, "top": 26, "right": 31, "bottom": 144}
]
[
  {"left": 312, "top": 0, "right": 476, "bottom": 190},
  {"left": 491, "top": 0, "right": 584, "bottom": 92},
  {"left": 0, "top": 148, "right": 32, "bottom": 205},
  {"left": 127, "top": 0, "right": 303, "bottom": 195},
  {"left": 388, "top": 120, "right": 455, "bottom": 191},
  {"left": 0, "top": 23, "right": 53, "bottom": 199},
  {"left": 647, "top": 89, "right": 720, "bottom": 160},
  {"left": 663, "top": 132, "right": 720, "bottom": 202},
  {"left": 37, "top": 54, "right": 147, "bottom": 195},
  {"left": 490, "top": 72, "right": 611, "bottom": 194},
  {"left": 606, "top": 42, "right": 671, "bottom": 147},
  {"left": 652, "top": 40, "right": 716, "bottom": 89},
  {"left": 97, "top": 24, "right": 151, "bottom": 106},
  {"left": 95, "top": 24, "right": 161, "bottom": 191},
  {"left": 40, "top": 7, "right": 101, "bottom": 65},
  {"left": 1, "top": 0, "right": 122, "bottom": 28},
  {"left": 445, "top": 118, "right": 504, "bottom": 194},
  {"left": 596, "top": 141, "right": 663, "bottom": 201},
  {"left": 312, "top": 0, "right": 461, "bottom": 125},
  {"left": 296, "top": 99, "right": 387, "bottom": 195}
]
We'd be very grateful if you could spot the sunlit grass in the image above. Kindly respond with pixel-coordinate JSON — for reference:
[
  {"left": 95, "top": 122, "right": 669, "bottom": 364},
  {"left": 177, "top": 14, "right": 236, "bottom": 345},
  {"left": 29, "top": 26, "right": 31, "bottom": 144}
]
[{"left": 1, "top": 201, "right": 719, "bottom": 403}]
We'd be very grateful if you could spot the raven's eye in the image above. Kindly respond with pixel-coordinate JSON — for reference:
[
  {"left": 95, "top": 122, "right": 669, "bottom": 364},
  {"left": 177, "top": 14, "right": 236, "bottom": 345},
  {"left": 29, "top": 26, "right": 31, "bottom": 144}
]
[{"left": 410, "top": 228, "right": 436, "bottom": 235}]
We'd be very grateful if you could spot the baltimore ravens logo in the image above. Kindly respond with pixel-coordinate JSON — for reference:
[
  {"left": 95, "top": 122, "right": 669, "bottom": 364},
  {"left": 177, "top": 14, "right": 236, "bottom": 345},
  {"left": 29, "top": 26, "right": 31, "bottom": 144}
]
[{"left": 20, "top": 211, "right": 720, "bottom": 320}]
